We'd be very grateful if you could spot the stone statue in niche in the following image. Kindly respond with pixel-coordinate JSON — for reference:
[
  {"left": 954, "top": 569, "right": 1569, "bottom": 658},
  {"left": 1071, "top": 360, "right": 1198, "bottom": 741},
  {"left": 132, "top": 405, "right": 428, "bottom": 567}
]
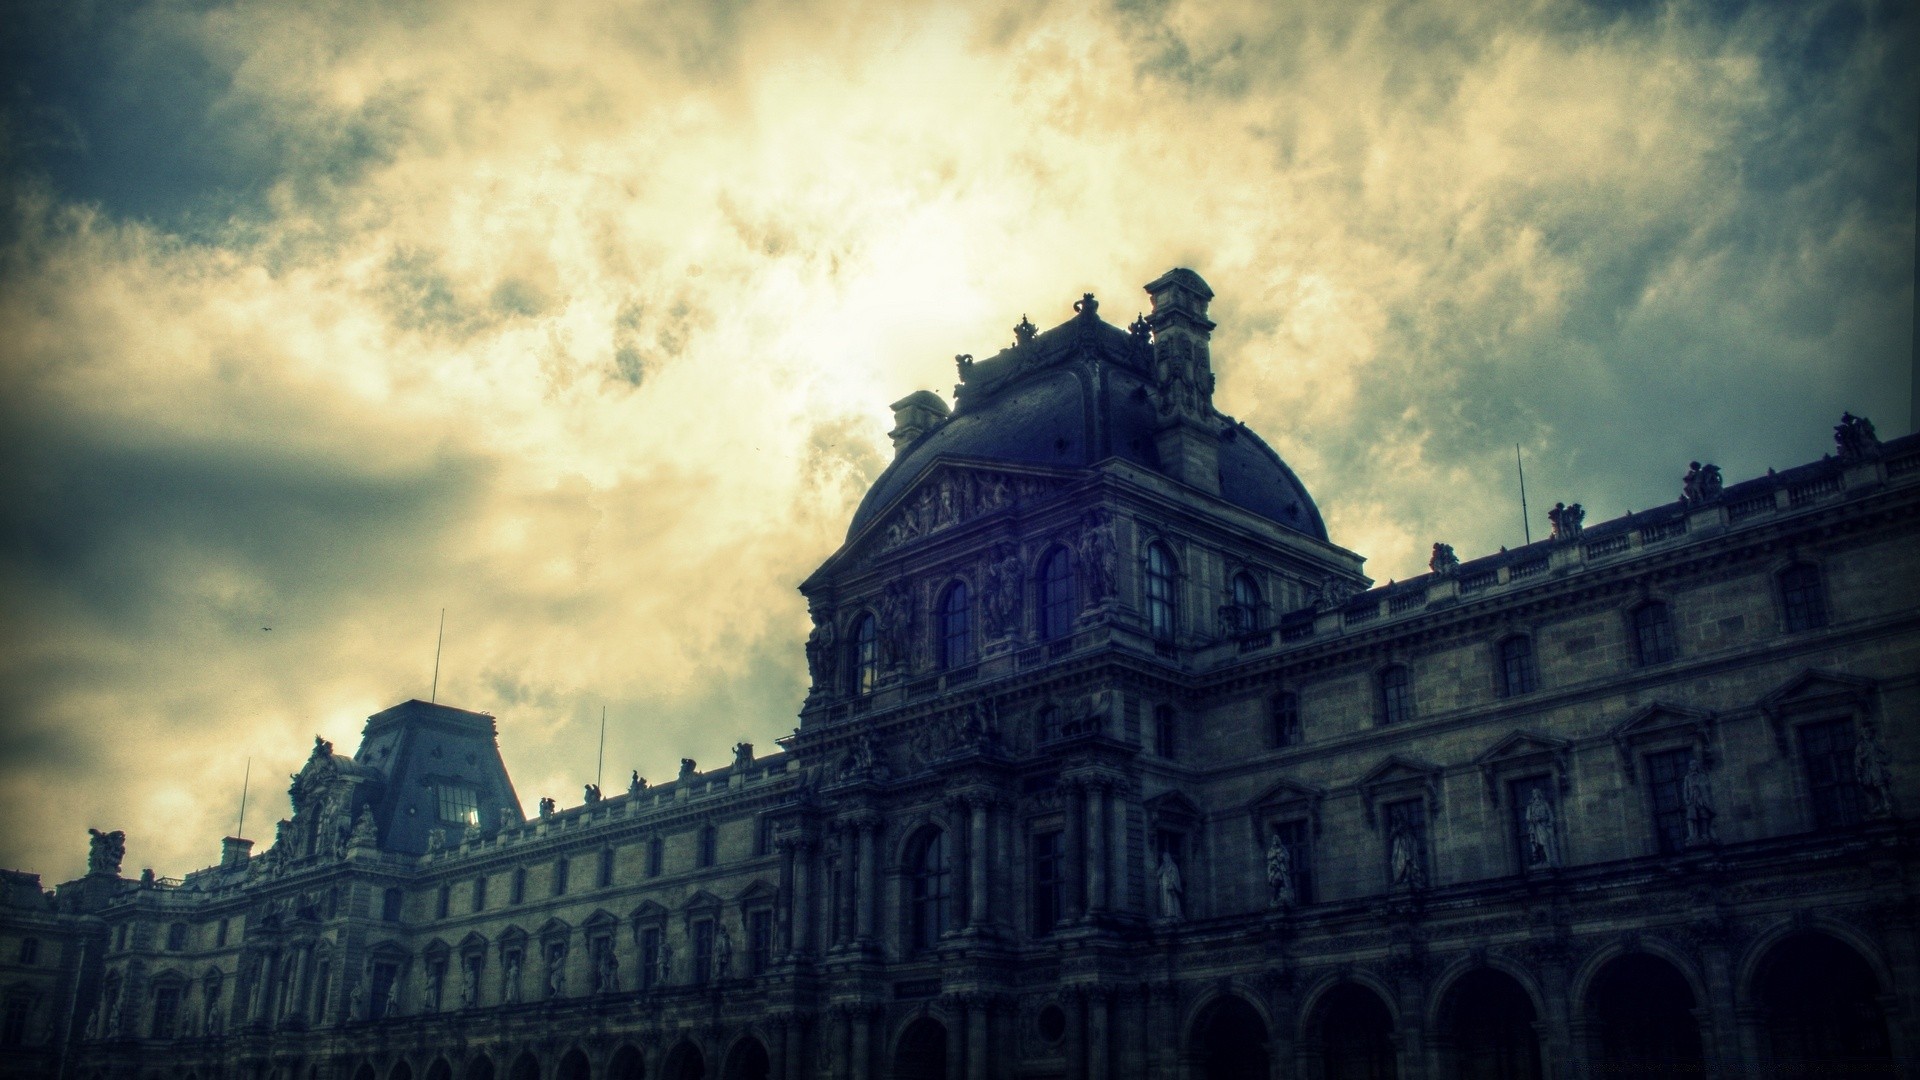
[
  {"left": 547, "top": 945, "right": 566, "bottom": 998},
  {"left": 1265, "top": 831, "right": 1295, "bottom": 909},
  {"left": 347, "top": 975, "right": 367, "bottom": 1021},
  {"left": 460, "top": 958, "right": 478, "bottom": 1008},
  {"left": 714, "top": 923, "right": 733, "bottom": 979},
  {"left": 1156, "top": 850, "right": 1184, "bottom": 920},
  {"left": 423, "top": 964, "right": 442, "bottom": 1013},
  {"left": 880, "top": 580, "right": 916, "bottom": 671},
  {"left": 502, "top": 953, "right": 521, "bottom": 1004},
  {"left": 595, "top": 944, "right": 619, "bottom": 993},
  {"left": 349, "top": 809, "right": 377, "bottom": 849},
  {"left": 1428, "top": 543, "right": 1459, "bottom": 577},
  {"left": 1524, "top": 788, "right": 1558, "bottom": 868},
  {"left": 1683, "top": 755, "right": 1716, "bottom": 844},
  {"left": 983, "top": 544, "right": 1024, "bottom": 639},
  {"left": 87, "top": 822, "right": 127, "bottom": 876},
  {"left": 1390, "top": 819, "right": 1424, "bottom": 889},
  {"left": 805, "top": 617, "right": 836, "bottom": 690},
  {"left": 1548, "top": 502, "right": 1585, "bottom": 541},
  {"left": 1856, "top": 719, "right": 1894, "bottom": 817},
  {"left": 1834, "top": 412, "right": 1880, "bottom": 462},
  {"left": 1682, "top": 462, "right": 1724, "bottom": 504},
  {"left": 1078, "top": 511, "right": 1119, "bottom": 602},
  {"left": 657, "top": 941, "right": 674, "bottom": 987}
]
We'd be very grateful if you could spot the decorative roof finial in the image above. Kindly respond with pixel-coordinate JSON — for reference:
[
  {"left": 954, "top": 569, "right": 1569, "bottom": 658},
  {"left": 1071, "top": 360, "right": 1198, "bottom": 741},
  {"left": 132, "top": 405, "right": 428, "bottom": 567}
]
[
  {"left": 1074, "top": 293, "right": 1099, "bottom": 318},
  {"left": 1012, "top": 316, "right": 1038, "bottom": 347}
]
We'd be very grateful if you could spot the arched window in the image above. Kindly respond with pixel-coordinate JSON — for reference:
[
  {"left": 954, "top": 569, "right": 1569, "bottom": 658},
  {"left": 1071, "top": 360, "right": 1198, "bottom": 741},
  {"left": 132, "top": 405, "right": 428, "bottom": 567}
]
[
  {"left": 939, "top": 582, "right": 972, "bottom": 669},
  {"left": 849, "top": 613, "right": 878, "bottom": 695},
  {"left": 1146, "top": 543, "right": 1177, "bottom": 641},
  {"left": 1380, "top": 665, "right": 1413, "bottom": 725},
  {"left": 1779, "top": 563, "right": 1828, "bottom": 632},
  {"left": 1632, "top": 602, "right": 1676, "bottom": 666},
  {"left": 1039, "top": 548, "right": 1075, "bottom": 641},
  {"left": 1498, "top": 635, "right": 1538, "bottom": 696},
  {"left": 907, "top": 829, "right": 950, "bottom": 951},
  {"left": 1230, "top": 572, "right": 1262, "bottom": 635}
]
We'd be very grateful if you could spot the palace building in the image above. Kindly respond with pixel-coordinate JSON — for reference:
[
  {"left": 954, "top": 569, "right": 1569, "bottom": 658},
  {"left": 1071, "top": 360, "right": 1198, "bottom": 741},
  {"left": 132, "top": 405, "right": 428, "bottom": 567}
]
[{"left": 4, "top": 269, "right": 1917, "bottom": 1080}]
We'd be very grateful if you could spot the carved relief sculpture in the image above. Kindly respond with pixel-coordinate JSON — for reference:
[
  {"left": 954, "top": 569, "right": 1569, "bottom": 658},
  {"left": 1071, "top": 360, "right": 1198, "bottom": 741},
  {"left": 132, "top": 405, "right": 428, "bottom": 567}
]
[
  {"left": 1524, "top": 788, "right": 1558, "bottom": 868},
  {"left": 983, "top": 544, "right": 1024, "bottom": 640},
  {"left": 1156, "top": 851, "right": 1184, "bottom": 920},
  {"left": 880, "top": 579, "right": 916, "bottom": 671},
  {"left": 1856, "top": 719, "right": 1894, "bottom": 817}
]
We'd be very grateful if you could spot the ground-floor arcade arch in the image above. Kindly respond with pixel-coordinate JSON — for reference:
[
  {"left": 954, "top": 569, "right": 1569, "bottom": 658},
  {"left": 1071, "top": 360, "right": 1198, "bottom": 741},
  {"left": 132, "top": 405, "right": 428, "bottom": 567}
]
[
  {"left": 1755, "top": 932, "right": 1896, "bottom": 1076},
  {"left": 1305, "top": 982, "right": 1398, "bottom": 1080},
  {"left": 1584, "top": 952, "right": 1704, "bottom": 1073},
  {"left": 1191, "top": 994, "right": 1270, "bottom": 1080},
  {"left": 1434, "top": 968, "right": 1541, "bottom": 1080},
  {"left": 721, "top": 1036, "right": 770, "bottom": 1080},
  {"left": 892, "top": 1016, "right": 947, "bottom": 1080}
]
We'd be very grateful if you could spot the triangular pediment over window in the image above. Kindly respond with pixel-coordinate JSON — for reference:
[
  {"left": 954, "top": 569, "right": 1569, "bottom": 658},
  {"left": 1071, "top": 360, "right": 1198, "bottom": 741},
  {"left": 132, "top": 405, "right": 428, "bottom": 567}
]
[
  {"left": 458, "top": 931, "right": 489, "bottom": 954},
  {"left": 1759, "top": 669, "right": 1878, "bottom": 754},
  {"left": 811, "top": 461, "right": 1074, "bottom": 580},
  {"left": 1144, "top": 791, "right": 1203, "bottom": 828},
  {"left": 1608, "top": 703, "right": 1714, "bottom": 778},
  {"left": 582, "top": 909, "right": 618, "bottom": 931},
  {"left": 536, "top": 917, "right": 571, "bottom": 941},
  {"left": 736, "top": 880, "right": 778, "bottom": 907},
  {"left": 1356, "top": 755, "right": 1443, "bottom": 828},
  {"left": 1249, "top": 777, "right": 1325, "bottom": 834},
  {"left": 684, "top": 889, "right": 723, "bottom": 913},
  {"left": 629, "top": 900, "right": 668, "bottom": 924},
  {"left": 1474, "top": 731, "right": 1571, "bottom": 804}
]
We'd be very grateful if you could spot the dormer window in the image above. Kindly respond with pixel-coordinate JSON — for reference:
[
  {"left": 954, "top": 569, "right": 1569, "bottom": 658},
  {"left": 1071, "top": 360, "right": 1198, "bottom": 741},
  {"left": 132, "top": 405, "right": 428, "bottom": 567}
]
[{"left": 436, "top": 784, "right": 479, "bottom": 827}]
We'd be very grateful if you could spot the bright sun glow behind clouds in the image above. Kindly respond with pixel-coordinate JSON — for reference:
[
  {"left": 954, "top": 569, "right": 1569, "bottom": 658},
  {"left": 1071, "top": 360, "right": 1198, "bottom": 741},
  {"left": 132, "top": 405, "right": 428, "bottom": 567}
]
[{"left": 0, "top": 0, "right": 1912, "bottom": 881}]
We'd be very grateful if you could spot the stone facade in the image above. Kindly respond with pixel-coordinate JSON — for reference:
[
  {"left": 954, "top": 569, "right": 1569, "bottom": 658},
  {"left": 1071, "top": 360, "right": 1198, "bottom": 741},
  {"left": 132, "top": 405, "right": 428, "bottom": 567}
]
[{"left": 6, "top": 271, "right": 1918, "bottom": 1080}]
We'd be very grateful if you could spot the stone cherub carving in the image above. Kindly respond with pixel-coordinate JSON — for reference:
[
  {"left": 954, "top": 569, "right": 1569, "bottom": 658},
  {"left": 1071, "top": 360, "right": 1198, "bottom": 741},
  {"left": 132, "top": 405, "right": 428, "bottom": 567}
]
[
  {"left": 1856, "top": 719, "right": 1893, "bottom": 817},
  {"left": 87, "top": 829, "right": 126, "bottom": 877},
  {"left": 1428, "top": 543, "right": 1459, "bottom": 577},
  {"left": 1156, "top": 850, "right": 1184, "bottom": 920},
  {"left": 1524, "top": 787, "right": 1558, "bottom": 868},
  {"left": 1265, "top": 830, "right": 1295, "bottom": 909},
  {"left": 1682, "top": 462, "right": 1724, "bottom": 504},
  {"left": 1683, "top": 755, "right": 1716, "bottom": 844},
  {"left": 1548, "top": 502, "right": 1585, "bottom": 541}
]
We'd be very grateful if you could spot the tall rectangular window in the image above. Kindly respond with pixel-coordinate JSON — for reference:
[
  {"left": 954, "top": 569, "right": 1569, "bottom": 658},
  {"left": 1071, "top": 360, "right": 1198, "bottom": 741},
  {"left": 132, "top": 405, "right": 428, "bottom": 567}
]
[
  {"left": 166, "top": 923, "right": 188, "bottom": 951},
  {"left": 1799, "top": 719, "right": 1865, "bottom": 827},
  {"left": 370, "top": 962, "right": 399, "bottom": 1019},
  {"left": 510, "top": 868, "right": 527, "bottom": 905},
  {"left": 692, "top": 920, "right": 715, "bottom": 985},
  {"left": 755, "top": 816, "right": 774, "bottom": 858},
  {"left": 1380, "top": 666, "right": 1412, "bottom": 725},
  {"left": 1270, "top": 693, "right": 1301, "bottom": 747},
  {"left": 312, "top": 960, "right": 330, "bottom": 1021},
  {"left": 747, "top": 909, "right": 773, "bottom": 975},
  {"left": 647, "top": 837, "right": 664, "bottom": 877},
  {"left": 1633, "top": 603, "right": 1676, "bottom": 666},
  {"left": 698, "top": 826, "right": 717, "bottom": 868},
  {"left": 1, "top": 998, "right": 31, "bottom": 1048},
  {"left": 1645, "top": 748, "right": 1692, "bottom": 854},
  {"left": 215, "top": 919, "right": 228, "bottom": 947},
  {"left": 1498, "top": 636, "right": 1538, "bottom": 696},
  {"left": 1274, "top": 819, "right": 1313, "bottom": 904},
  {"left": 16, "top": 939, "right": 38, "bottom": 965},
  {"left": 381, "top": 888, "right": 403, "bottom": 922},
  {"left": 1030, "top": 830, "right": 1064, "bottom": 935},
  {"left": 1153, "top": 705, "right": 1177, "bottom": 759},
  {"left": 640, "top": 927, "right": 662, "bottom": 989},
  {"left": 1780, "top": 564, "right": 1828, "bottom": 632},
  {"left": 598, "top": 847, "right": 616, "bottom": 888},
  {"left": 472, "top": 876, "right": 488, "bottom": 912},
  {"left": 151, "top": 986, "right": 180, "bottom": 1039},
  {"left": 436, "top": 884, "right": 451, "bottom": 919},
  {"left": 552, "top": 858, "right": 569, "bottom": 896}
]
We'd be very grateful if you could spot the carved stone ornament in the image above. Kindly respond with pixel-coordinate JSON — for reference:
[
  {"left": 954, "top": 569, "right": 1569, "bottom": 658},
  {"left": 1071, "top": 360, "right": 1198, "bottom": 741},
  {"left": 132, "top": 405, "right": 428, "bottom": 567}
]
[
  {"left": 1548, "top": 502, "right": 1584, "bottom": 541},
  {"left": 1834, "top": 412, "right": 1880, "bottom": 462},
  {"left": 86, "top": 828, "right": 126, "bottom": 876},
  {"left": 1682, "top": 462, "right": 1724, "bottom": 505},
  {"left": 875, "top": 468, "right": 1046, "bottom": 554},
  {"left": 1078, "top": 511, "right": 1119, "bottom": 602},
  {"left": 1428, "top": 543, "right": 1459, "bottom": 577}
]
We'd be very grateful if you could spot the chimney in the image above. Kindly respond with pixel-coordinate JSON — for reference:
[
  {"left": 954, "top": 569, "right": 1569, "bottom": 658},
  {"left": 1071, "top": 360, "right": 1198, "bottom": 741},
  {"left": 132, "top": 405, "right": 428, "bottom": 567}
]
[
  {"left": 888, "top": 390, "right": 951, "bottom": 454},
  {"left": 1144, "top": 268, "right": 1221, "bottom": 495},
  {"left": 220, "top": 836, "right": 253, "bottom": 870}
]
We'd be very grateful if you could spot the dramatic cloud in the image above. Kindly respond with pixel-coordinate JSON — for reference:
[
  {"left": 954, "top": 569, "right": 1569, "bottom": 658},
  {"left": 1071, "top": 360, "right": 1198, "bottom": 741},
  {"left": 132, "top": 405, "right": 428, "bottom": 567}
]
[{"left": 0, "top": 0, "right": 1912, "bottom": 881}]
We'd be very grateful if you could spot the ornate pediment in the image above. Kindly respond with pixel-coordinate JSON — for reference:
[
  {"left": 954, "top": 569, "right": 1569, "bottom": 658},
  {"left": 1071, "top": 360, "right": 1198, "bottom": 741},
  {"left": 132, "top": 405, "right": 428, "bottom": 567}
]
[
  {"left": 1759, "top": 670, "right": 1878, "bottom": 754},
  {"left": 536, "top": 917, "right": 571, "bottom": 941},
  {"left": 582, "top": 909, "right": 618, "bottom": 931},
  {"left": 736, "top": 879, "right": 778, "bottom": 908},
  {"left": 1249, "top": 778, "right": 1326, "bottom": 835},
  {"left": 421, "top": 937, "right": 451, "bottom": 958},
  {"left": 458, "top": 931, "right": 489, "bottom": 954},
  {"left": 1474, "top": 731, "right": 1571, "bottom": 804},
  {"left": 1609, "top": 703, "right": 1713, "bottom": 778},
  {"left": 1356, "top": 755, "right": 1444, "bottom": 828},
  {"left": 629, "top": 900, "right": 669, "bottom": 924},
  {"left": 496, "top": 925, "right": 528, "bottom": 947},
  {"left": 1145, "top": 791, "right": 1203, "bottom": 828},
  {"left": 867, "top": 464, "right": 1065, "bottom": 557}
]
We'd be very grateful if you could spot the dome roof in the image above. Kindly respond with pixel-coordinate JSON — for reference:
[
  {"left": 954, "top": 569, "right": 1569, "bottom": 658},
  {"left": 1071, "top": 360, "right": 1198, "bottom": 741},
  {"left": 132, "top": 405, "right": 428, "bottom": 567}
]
[{"left": 847, "top": 295, "right": 1328, "bottom": 542}]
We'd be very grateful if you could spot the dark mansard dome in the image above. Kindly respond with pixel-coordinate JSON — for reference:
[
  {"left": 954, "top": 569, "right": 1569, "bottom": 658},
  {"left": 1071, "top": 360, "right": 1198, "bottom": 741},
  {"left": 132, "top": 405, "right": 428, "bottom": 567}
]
[{"left": 847, "top": 278, "right": 1329, "bottom": 543}]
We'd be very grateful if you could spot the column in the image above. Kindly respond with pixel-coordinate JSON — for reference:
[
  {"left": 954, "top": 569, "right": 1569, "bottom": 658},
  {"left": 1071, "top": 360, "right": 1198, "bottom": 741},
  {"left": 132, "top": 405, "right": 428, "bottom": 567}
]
[
  {"left": 1065, "top": 987, "right": 1087, "bottom": 1080},
  {"left": 943, "top": 995, "right": 968, "bottom": 1079},
  {"left": 856, "top": 820, "right": 878, "bottom": 943},
  {"left": 968, "top": 798, "right": 990, "bottom": 929},
  {"left": 1087, "top": 782, "right": 1109, "bottom": 915},
  {"left": 1088, "top": 989, "right": 1111, "bottom": 1080},
  {"left": 968, "top": 994, "right": 992, "bottom": 1080},
  {"left": 852, "top": 1006, "right": 874, "bottom": 1080},
  {"left": 1065, "top": 783, "right": 1087, "bottom": 921}
]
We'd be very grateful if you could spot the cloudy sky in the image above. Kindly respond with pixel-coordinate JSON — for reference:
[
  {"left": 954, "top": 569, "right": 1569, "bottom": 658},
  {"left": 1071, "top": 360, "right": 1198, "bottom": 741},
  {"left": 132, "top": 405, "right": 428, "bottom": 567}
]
[{"left": 0, "top": 0, "right": 1912, "bottom": 884}]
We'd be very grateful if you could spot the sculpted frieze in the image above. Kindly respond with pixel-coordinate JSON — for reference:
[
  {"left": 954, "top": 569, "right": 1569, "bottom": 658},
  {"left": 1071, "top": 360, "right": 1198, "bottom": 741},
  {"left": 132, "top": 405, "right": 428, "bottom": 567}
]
[{"left": 874, "top": 468, "right": 1059, "bottom": 554}]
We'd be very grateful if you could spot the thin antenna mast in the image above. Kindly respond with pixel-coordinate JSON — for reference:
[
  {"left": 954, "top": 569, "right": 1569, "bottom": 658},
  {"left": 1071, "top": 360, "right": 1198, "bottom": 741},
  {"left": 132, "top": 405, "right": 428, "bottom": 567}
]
[
  {"left": 596, "top": 706, "right": 607, "bottom": 793},
  {"left": 431, "top": 608, "right": 445, "bottom": 703},
  {"left": 1516, "top": 444, "right": 1532, "bottom": 546},
  {"left": 235, "top": 757, "right": 252, "bottom": 838}
]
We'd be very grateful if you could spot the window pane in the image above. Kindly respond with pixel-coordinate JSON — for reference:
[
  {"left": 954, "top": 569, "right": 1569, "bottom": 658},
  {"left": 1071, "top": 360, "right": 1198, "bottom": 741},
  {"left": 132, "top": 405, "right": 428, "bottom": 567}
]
[
  {"left": 941, "top": 583, "right": 972, "bottom": 669},
  {"left": 1781, "top": 565, "right": 1828, "bottom": 632},
  {"left": 1634, "top": 604, "right": 1676, "bottom": 665},
  {"left": 1381, "top": 667, "right": 1412, "bottom": 725},
  {"left": 1799, "top": 719, "right": 1863, "bottom": 827},
  {"left": 1147, "top": 544, "right": 1176, "bottom": 640},
  {"left": 436, "top": 784, "right": 479, "bottom": 827},
  {"left": 1271, "top": 693, "right": 1301, "bottom": 747},
  {"left": 1031, "top": 830, "right": 1063, "bottom": 935},
  {"left": 1646, "top": 749, "right": 1692, "bottom": 854},
  {"left": 1041, "top": 549, "right": 1075, "bottom": 641},
  {"left": 1500, "top": 637, "right": 1537, "bottom": 696}
]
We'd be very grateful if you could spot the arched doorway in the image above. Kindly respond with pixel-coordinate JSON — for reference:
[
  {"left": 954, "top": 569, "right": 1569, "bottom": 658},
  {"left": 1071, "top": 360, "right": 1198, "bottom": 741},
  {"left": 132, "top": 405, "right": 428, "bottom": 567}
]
[
  {"left": 893, "top": 1017, "right": 947, "bottom": 1080},
  {"left": 1193, "top": 994, "right": 1269, "bottom": 1079},
  {"left": 1308, "top": 983, "right": 1397, "bottom": 1080},
  {"left": 389, "top": 1064, "right": 415, "bottom": 1080},
  {"left": 353, "top": 1067, "right": 376, "bottom": 1080},
  {"left": 464, "top": 1056, "right": 496, "bottom": 1080},
  {"left": 1585, "top": 953, "right": 1703, "bottom": 1073},
  {"left": 425, "top": 1061, "right": 454, "bottom": 1080},
  {"left": 1437, "top": 969, "right": 1540, "bottom": 1080},
  {"left": 509, "top": 1052, "right": 541, "bottom": 1080},
  {"left": 661, "top": 1041, "right": 706, "bottom": 1080},
  {"left": 556, "top": 1049, "right": 590, "bottom": 1080},
  {"left": 721, "top": 1037, "right": 771, "bottom": 1080},
  {"left": 606, "top": 1045, "right": 644, "bottom": 1080},
  {"left": 1756, "top": 933, "right": 1895, "bottom": 1076}
]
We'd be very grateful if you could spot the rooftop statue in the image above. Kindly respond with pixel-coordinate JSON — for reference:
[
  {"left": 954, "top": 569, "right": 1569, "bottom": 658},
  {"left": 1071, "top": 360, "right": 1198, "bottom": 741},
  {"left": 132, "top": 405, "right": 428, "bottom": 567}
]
[{"left": 87, "top": 828, "right": 126, "bottom": 877}]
